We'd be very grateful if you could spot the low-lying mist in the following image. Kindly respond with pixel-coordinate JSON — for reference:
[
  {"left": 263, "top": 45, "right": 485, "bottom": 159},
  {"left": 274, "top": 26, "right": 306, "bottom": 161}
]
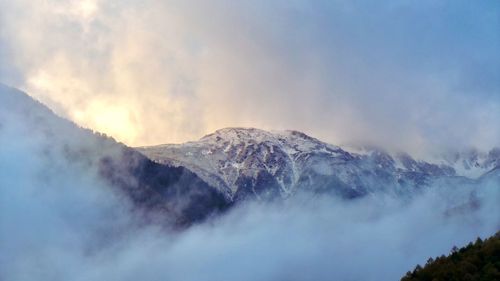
[
  {"left": 1, "top": 88, "right": 499, "bottom": 281},
  {"left": 1, "top": 139, "right": 498, "bottom": 280}
]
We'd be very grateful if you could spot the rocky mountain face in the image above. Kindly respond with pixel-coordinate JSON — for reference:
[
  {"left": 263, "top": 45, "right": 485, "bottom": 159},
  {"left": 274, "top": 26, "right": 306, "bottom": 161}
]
[
  {"left": 0, "top": 84, "right": 230, "bottom": 227},
  {"left": 138, "top": 128, "right": 500, "bottom": 202},
  {"left": 431, "top": 149, "right": 500, "bottom": 179}
]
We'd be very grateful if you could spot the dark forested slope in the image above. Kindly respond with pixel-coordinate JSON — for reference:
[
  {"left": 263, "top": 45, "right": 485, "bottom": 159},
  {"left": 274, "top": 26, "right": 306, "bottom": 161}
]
[{"left": 401, "top": 232, "right": 500, "bottom": 281}]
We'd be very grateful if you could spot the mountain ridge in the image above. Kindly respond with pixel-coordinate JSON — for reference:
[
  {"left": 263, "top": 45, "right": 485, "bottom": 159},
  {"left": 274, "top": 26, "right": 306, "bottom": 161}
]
[
  {"left": 137, "top": 127, "right": 500, "bottom": 201},
  {"left": 0, "top": 83, "right": 231, "bottom": 227}
]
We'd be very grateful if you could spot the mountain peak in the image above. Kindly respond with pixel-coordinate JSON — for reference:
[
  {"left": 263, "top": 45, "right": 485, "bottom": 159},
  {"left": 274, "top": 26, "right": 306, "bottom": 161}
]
[
  {"left": 198, "top": 127, "right": 337, "bottom": 151},
  {"left": 200, "top": 127, "right": 275, "bottom": 142}
]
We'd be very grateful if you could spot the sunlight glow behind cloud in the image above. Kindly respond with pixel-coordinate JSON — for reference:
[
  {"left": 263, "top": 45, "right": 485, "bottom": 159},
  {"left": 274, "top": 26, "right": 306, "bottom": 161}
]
[{"left": 74, "top": 101, "right": 138, "bottom": 143}]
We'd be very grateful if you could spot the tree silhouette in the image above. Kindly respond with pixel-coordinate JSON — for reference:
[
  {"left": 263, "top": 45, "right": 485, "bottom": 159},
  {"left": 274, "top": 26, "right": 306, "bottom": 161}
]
[{"left": 401, "top": 231, "right": 500, "bottom": 281}]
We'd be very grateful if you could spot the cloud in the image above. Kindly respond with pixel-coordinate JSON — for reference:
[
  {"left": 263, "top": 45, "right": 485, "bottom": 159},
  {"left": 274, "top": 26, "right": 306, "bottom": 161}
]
[
  {"left": 0, "top": 84, "right": 499, "bottom": 281},
  {"left": 0, "top": 0, "right": 499, "bottom": 153},
  {"left": 90, "top": 185, "right": 498, "bottom": 281}
]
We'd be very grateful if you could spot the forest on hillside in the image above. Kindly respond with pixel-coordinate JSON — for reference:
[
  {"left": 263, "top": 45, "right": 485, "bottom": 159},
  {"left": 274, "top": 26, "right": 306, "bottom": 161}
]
[{"left": 401, "top": 232, "right": 500, "bottom": 281}]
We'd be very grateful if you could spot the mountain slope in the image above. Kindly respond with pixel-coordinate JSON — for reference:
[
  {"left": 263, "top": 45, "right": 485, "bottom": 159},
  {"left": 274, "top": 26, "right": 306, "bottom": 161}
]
[
  {"left": 0, "top": 84, "right": 230, "bottom": 226},
  {"left": 138, "top": 128, "right": 498, "bottom": 201}
]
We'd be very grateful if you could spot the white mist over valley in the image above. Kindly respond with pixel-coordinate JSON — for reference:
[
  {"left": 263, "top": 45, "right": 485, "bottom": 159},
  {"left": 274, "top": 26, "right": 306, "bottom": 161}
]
[{"left": 1, "top": 1, "right": 499, "bottom": 280}]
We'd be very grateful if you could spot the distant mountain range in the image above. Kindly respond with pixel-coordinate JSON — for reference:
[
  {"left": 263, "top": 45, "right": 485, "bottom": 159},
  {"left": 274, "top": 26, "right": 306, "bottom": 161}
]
[{"left": 138, "top": 128, "right": 500, "bottom": 202}]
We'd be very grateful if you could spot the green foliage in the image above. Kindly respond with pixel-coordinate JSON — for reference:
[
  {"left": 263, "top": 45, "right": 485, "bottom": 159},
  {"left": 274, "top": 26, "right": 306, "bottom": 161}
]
[{"left": 401, "top": 232, "right": 500, "bottom": 281}]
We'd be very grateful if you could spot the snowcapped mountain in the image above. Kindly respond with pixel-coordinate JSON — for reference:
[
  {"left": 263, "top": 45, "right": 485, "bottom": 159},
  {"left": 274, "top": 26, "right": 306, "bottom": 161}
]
[
  {"left": 3, "top": 82, "right": 497, "bottom": 220},
  {"left": 428, "top": 149, "right": 500, "bottom": 179},
  {"left": 138, "top": 128, "right": 499, "bottom": 201}
]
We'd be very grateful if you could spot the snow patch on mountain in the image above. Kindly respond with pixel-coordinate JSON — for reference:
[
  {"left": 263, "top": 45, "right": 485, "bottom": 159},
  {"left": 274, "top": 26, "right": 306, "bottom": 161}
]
[{"left": 137, "top": 128, "right": 500, "bottom": 201}]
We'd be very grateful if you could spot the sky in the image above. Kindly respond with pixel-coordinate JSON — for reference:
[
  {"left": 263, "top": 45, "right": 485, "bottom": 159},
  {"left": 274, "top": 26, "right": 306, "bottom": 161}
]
[{"left": 0, "top": 0, "right": 499, "bottom": 154}]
